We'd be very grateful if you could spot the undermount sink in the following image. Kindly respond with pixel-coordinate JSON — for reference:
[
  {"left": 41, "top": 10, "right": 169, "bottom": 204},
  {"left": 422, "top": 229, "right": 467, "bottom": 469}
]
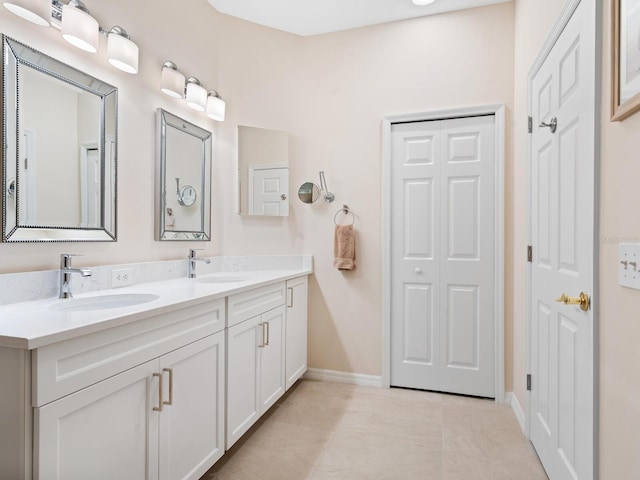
[
  {"left": 50, "top": 293, "right": 160, "bottom": 312},
  {"left": 197, "top": 275, "right": 251, "bottom": 284}
]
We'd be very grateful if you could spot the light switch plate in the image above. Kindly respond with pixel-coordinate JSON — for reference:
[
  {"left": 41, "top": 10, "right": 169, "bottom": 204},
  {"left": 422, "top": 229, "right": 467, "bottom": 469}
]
[
  {"left": 619, "top": 243, "right": 640, "bottom": 290},
  {"left": 112, "top": 268, "right": 133, "bottom": 288}
]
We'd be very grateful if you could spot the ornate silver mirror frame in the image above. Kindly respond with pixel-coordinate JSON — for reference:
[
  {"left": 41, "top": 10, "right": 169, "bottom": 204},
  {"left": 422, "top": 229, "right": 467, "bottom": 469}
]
[
  {"left": 2, "top": 35, "right": 118, "bottom": 242},
  {"left": 156, "top": 109, "right": 212, "bottom": 241}
]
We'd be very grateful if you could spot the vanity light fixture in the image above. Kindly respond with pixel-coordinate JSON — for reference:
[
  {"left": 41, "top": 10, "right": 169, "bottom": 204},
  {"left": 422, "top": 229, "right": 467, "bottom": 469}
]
[
  {"left": 106, "top": 26, "right": 138, "bottom": 74},
  {"left": 185, "top": 77, "right": 207, "bottom": 112},
  {"left": 2, "top": 0, "right": 50, "bottom": 26},
  {"left": 3, "top": 0, "right": 140, "bottom": 74},
  {"left": 206, "top": 91, "right": 226, "bottom": 122},
  {"left": 160, "top": 61, "right": 226, "bottom": 121},
  {"left": 412, "top": 0, "right": 435, "bottom": 5},
  {"left": 61, "top": 0, "right": 98, "bottom": 53},
  {"left": 161, "top": 62, "right": 185, "bottom": 98}
]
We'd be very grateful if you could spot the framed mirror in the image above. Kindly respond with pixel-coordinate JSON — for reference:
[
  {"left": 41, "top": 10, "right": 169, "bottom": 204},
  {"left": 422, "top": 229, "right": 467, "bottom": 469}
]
[
  {"left": 156, "top": 109, "right": 211, "bottom": 241},
  {"left": 238, "top": 125, "right": 289, "bottom": 216},
  {"left": 2, "top": 36, "right": 118, "bottom": 242}
]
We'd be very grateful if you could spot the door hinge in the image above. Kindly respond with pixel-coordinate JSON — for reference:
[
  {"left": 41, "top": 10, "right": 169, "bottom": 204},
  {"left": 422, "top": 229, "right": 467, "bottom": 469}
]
[
  {"left": 527, "top": 245, "right": 532, "bottom": 263},
  {"left": 527, "top": 374, "right": 532, "bottom": 391},
  {"left": 527, "top": 116, "right": 533, "bottom": 133}
]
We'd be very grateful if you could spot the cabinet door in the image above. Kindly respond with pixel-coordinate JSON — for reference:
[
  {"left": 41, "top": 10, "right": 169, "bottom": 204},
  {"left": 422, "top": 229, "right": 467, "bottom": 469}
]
[
  {"left": 226, "top": 315, "right": 261, "bottom": 449},
  {"left": 159, "top": 332, "right": 225, "bottom": 480},
  {"left": 260, "top": 306, "right": 286, "bottom": 412},
  {"left": 35, "top": 360, "right": 159, "bottom": 480},
  {"left": 285, "top": 276, "right": 308, "bottom": 390}
]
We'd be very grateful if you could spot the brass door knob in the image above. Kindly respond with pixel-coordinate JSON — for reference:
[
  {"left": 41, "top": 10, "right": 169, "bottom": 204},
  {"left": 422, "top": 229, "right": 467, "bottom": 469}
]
[{"left": 555, "top": 292, "right": 590, "bottom": 311}]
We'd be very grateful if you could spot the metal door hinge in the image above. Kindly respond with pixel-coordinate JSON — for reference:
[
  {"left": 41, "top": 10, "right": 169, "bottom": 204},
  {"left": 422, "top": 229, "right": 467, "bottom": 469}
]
[
  {"left": 527, "top": 245, "right": 532, "bottom": 263},
  {"left": 527, "top": 374, "right": 532, "bottom": 391},
  {"left": 527, "top": 116, "right": 533, "bottom": 133}
]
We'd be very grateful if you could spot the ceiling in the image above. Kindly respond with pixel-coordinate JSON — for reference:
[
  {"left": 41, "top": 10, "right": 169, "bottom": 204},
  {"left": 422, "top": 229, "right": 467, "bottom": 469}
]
[{"left": 206, "top": 0, "right": 512, "bottom": 37}]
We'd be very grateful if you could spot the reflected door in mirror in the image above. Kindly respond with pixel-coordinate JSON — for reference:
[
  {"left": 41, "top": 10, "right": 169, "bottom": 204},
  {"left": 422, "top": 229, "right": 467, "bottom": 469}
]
[
  {"left": 238, "top": 125, "right": 289, "bottom": 216},
  {"left": 249, "top": 166, "right": 289, "bottom": 216}
]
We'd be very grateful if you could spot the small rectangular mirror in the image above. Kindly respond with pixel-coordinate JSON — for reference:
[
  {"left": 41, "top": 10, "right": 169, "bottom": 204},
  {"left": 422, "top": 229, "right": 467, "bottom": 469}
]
[
  {"left": 156, "top": 109, "right": 212, "bottom": 241},
  {"left": 238, "top": 125, "right": 289, "bottom": 216},
  {"left": 2, "top": 36, "right": 118, "bottom": 242}
]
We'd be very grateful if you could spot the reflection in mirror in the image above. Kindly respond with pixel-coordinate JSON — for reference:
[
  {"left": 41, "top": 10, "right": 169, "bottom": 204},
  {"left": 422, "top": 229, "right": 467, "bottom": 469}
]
[
  {"left": 156, "top": 109, "right": 211, "bottom": 241},
  {"left": 2, "top": 36, "right": 118, "bottom": 242},
  {"left": 298, "top": 182, "right": 320, "bottom": 204},
  {"left": 238, "top": 125, "right": 289, "bottom": 217}
]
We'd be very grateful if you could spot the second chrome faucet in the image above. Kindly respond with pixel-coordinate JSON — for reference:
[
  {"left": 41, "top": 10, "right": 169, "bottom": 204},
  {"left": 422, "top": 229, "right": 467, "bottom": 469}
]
[
  {"left": 59, "top": 254, "right": 92, "bottom": 299},
  {"left": 188, "top": 249, "right": 211, "bottom": 278}
]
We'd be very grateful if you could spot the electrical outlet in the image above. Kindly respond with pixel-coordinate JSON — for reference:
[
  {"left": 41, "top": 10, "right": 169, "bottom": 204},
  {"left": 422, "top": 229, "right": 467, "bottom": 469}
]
[
  {"left": 619, "top": 244, "right": 640, "bottom": 290},
  {"left": 112, "top": 268, "right": 133, "bottom": 288}
]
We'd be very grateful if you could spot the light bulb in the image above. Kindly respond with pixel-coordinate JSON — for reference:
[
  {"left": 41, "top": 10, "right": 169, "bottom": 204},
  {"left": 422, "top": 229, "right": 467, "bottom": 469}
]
[
  {"left": 161, "top": 62, "right": 185, "bottom": 98},
  {"left": 61, "top": 1, "right": 99, "bottom": 53},
  {"left": 2, "top": 0, "right": 50, "bottom": 27},
  {"left": 107, "top": 27, "right": 139, "bottom": 74},
  {"left": 206, "top": 92, "right": 226, "bottom": 121},
  {"left": 185, "top": 77, "right": 206, "bottom": 112}
]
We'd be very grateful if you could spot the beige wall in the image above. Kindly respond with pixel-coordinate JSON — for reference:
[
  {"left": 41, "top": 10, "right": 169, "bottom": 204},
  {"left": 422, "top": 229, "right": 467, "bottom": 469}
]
[{"left": 599, "top": 0, "right": 640, "bottom": 476}]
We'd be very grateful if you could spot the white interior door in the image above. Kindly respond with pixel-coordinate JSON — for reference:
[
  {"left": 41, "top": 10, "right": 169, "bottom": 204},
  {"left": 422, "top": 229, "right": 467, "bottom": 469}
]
[
  {"left": 249, "top": 166, "right": 289, "bottom": 216},
  {"left": 21, "top": 129, "right": 36, "bottom": 224},
  {"left": 81, "top": 145, "right": 100, "bottom": 228},
  {"left": 390, "top": 115, "right": 496, "bottom": 398},
  {"left": 528, "top": 0, "right": 596, "bottom": 478}
]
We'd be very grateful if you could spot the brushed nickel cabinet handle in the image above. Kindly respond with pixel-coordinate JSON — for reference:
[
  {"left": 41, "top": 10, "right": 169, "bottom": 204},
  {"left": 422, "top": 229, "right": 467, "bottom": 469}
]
[
  {"left": 265, "top": 321, "right": 270, "bottom": 346},
  {"left": 152, "top": 372, "right": 163, "bottom": 412},
  {"left": 287, "top": 287, "right": 294, "bottom": 308},
  {"left": 163, "top": 368, "right": 173, "bottom": 406},
  {"left": 258, "top": 322, "right": 265, "bottom": 348}
]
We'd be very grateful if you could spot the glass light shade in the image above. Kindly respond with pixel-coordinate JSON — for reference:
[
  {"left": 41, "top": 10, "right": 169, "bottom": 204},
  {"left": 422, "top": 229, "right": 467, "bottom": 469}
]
[
  {"left": 2, "top": 0, "right": 50, "bottom": 26},
  {"left": 61, "top": 3, "right": 99, "bottom": 53},
  {"left": 412, "top": 0, "right": 435, "bottom": 4},
  {"left": 206, "top": 93, "right": 226, "bottom": 122},
  {"left": 107, "top": 30, "right": 139, "bottom": 74},
  {"left": 185, "top": 78, "right": 207, "bottom": 112},
  {"left": 161, "top": 63, "right": 185, "bottom": 98}
]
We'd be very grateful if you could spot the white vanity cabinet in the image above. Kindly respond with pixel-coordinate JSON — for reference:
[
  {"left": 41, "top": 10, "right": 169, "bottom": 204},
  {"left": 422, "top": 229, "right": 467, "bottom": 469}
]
[
  {"left": 226, "top": 283, "right": 286, "bottom": 448},
  {"left": 24, "top": 298, "right": 225, "bottom": 480},
  {"left": 285, "top": 276, "right": 308, "bottom": 390}
]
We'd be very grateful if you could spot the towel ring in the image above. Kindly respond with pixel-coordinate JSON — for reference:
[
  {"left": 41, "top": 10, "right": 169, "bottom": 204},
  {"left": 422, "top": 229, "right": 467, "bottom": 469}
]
[{"left": 334, "top": 205, "right": 356, "bottom": 226}]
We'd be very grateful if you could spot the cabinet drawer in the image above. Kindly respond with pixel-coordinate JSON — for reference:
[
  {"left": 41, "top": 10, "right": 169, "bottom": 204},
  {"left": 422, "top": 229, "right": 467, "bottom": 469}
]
[
  {"left": 32, "top": 298, "right": 225, "bottom": 407},
  {"left": 227, "top": 282, "right": 285, "bottom": 328}
]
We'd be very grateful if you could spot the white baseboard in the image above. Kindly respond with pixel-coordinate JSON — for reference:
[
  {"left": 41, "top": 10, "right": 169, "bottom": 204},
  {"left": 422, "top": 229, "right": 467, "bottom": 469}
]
[
  {"left": 303, "top": 368, "right": 384, "bottom": 388},
  {"left": 505, "top": 391, "right": 526, "bottom": 433}
]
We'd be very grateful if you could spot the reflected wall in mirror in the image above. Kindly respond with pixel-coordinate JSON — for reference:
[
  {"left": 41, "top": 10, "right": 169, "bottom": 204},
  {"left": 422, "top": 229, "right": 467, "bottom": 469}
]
[
  {"left": 298, "top": 182, "right": 320, "bottom": 204},
  {"left": 156, "top": 109, "right": 212, "bottom": 241},
  {"left": 2, "top": 36, "right": 118, "bottom": 242},
  {"left": 238, "top": 125, "right": 289, "bottom": 217}
]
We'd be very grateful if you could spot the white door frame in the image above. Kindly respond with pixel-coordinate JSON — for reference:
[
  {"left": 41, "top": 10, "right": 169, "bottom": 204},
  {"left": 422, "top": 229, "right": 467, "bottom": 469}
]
[
  {"left": 525, "top": 0, "right": 601, "bottom": 463},
  {"left": 382, "top": 104, "right": 506, "bottom": 403}
]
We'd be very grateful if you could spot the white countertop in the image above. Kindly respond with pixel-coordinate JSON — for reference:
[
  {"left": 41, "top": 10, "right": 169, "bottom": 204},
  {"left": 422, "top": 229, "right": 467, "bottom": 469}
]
[{"left": 0, "top": 268, "right": 311, "bottom": 350}]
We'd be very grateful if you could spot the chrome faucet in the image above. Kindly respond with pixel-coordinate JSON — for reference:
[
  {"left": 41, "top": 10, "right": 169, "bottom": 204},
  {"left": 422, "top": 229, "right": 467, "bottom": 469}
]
[
  {"left": 59, "top": 254, "right": 92, "bottom": 299},
  {"left": 188, "top": 249, "right": 211, "bottom": 278}
]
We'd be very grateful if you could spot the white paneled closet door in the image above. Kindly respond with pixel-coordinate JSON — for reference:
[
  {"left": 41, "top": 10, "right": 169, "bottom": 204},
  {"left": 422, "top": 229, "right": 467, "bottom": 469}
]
[{"left": 390, "top": 115, "right": 496, "bottom": 398}]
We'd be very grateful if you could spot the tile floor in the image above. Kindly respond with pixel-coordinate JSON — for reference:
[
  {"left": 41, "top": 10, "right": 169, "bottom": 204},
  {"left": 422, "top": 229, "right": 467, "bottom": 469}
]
[{"left": 203, "top": 380, "right": 548, "bottom": 480}]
